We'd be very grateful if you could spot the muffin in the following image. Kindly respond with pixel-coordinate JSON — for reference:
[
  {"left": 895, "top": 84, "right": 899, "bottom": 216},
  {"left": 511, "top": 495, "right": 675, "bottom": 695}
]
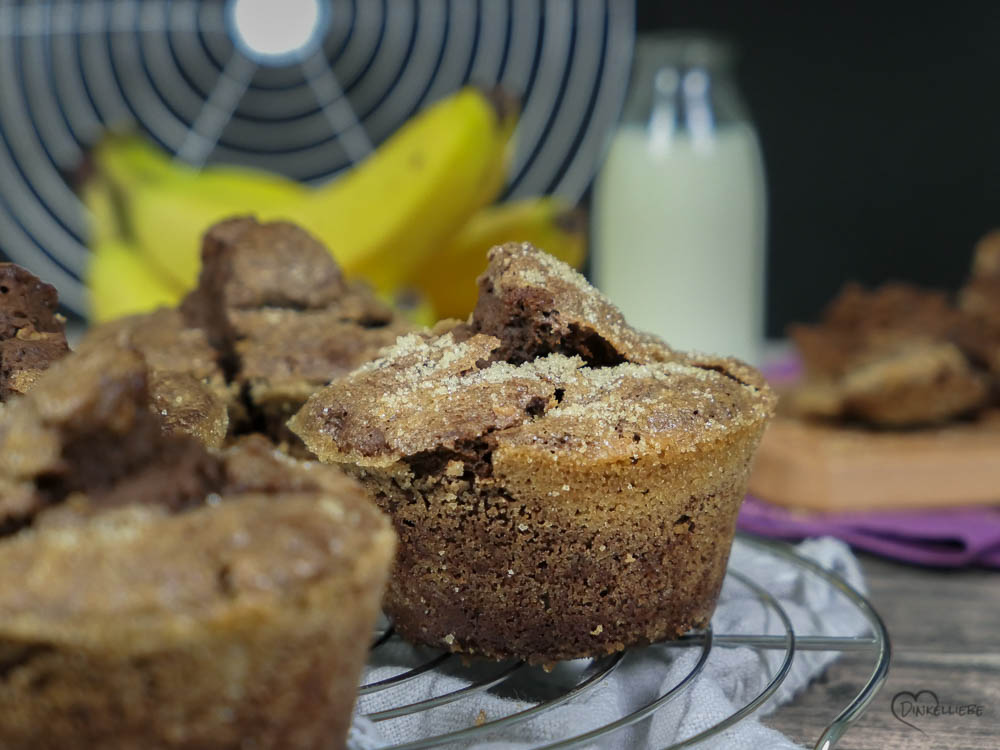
[
  {"left": 290, "top": 242, "right": 775, "bottom": 663},
  {"left": 787, "top": 283, "right": 991, "bottom": 425},
  {"left": 0, "top": 345, "right": 395, "bottom": 749},
  {"left": 180, "top": 217, "right": 412, "bottom": 443},
  {"left": 0, "top": 262, "right": 69, "bottom": 400}
]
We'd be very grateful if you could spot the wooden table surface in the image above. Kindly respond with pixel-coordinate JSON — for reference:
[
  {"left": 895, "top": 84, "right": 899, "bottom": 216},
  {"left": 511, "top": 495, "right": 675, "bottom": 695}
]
[{"left": 763, "top": 553, "right": 1000, "bottom": 749}]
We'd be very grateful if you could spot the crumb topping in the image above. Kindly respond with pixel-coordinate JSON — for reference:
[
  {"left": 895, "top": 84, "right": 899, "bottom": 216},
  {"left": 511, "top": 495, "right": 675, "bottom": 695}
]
[{"left": 290, "top": 243, "right": 775, "bottom": 465}]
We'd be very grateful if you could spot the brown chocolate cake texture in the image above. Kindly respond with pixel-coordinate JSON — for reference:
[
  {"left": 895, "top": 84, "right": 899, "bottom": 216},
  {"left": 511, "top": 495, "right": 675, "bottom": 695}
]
[
  {"left": 0, "top": 344, "right": 395, "bottom": 750},
  {"left": 291, "top": 242, "right": 776, "bottom": 664},
  {"left": 79, "top": 308, "right": 233, "bottom": 449},
  {"left": 0, "top": 259, "right": 232, "bottom": 449},
  {"left": 0, "top": 263, "right": 69, "bottom": 401},
  {"left": 180, "top": 217, "right": 412, "bottom": 444}
]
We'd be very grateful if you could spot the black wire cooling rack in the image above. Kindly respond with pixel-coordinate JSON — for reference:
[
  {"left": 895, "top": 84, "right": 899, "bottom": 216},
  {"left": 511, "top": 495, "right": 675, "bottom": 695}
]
[{"left": 356, "top": 534, "right": 891, "bottom": 750}]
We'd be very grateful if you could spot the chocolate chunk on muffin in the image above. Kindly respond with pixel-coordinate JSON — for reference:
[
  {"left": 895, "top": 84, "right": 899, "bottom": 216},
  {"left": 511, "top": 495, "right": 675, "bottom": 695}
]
[
  {"left": 181, "top": 217, "right": 412, "bottom": 442},
  {"left": 290, "top": 242, "right": 775, "bottom": 663},
  {"left": 787, "top": 283, "right": 991, "bottom": 425},
  {"left": 0, "top": 343, "right": 394, "bottom": 750},
  {"left": 457, "top": 240, "right": 679, "bottom": 366},
  {"left": 0, "top": 263, "right": 69, "bottom": 400}
]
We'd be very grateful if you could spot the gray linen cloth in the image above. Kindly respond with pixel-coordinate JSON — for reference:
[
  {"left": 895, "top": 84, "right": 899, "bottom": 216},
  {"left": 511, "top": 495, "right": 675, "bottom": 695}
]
[{"left": 348, "top": 537, "right": 869, "bottom": 750}]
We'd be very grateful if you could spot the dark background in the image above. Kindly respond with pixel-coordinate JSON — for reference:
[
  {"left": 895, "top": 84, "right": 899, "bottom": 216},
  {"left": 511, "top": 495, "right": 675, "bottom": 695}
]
[{"left": 637, "top": 1, "right": 1000, "bottom": 337}]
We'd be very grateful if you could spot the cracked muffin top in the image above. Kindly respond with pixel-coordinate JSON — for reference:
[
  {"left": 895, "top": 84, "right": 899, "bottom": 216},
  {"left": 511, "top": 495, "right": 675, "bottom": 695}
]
[
  {"left": 289, "top": 243, "right": 775, "bottom": 468},
  {"left": 176, "top": 218, "right": 414, "bottom": 448},
  {"left": 181, "top": 217, "right": 412, "bottom": 394},
  {"left": 0, "top": 263, "right": 70, "bottom": 401},
  {"left": 0, "top": 343, "right": 369, "bottom": 537}
]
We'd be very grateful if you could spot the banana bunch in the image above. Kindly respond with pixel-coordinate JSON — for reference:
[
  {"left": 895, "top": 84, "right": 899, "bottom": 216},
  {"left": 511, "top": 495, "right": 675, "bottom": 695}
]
[{"left": 84, "top": 85, "right": 586, "bottom": 324}]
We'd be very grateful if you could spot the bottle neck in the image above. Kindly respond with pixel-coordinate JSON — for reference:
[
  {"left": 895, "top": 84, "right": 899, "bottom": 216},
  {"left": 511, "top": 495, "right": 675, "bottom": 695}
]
[{"left": 622, "top": 35, "right": 749, "bottom": 140}]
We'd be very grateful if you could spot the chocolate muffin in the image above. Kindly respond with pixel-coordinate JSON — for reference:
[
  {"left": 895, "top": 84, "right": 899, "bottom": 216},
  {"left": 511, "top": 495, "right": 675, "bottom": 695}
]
[
  {"left": 787, "top": 283, "right": 991, "bottom": 425},
  {"left": 181, "top": 217, "right": 412, "bottom": 444},
  {"left": 290, "top": 242, "right": 775, "bottom": 663},
  {"left": 0, "top": 263, "right": 69, "bottom": 401},
  {"left": 0, "top": 345, "right": 395, "bottom": 749}
]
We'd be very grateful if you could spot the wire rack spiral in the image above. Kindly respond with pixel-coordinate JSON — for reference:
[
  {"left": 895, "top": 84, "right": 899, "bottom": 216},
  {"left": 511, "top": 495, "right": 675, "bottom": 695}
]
[
  {"left": 357, "top": 535, "right": 891, "bottom": 750},
  {"left": 0, "top": 0, "right": 634, "bottom": 315}
]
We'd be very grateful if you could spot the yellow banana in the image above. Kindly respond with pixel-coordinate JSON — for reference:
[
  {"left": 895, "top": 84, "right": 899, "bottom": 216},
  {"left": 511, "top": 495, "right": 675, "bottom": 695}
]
[
  {"left": 85, "top": 86, "right": 516, "bottom": 302},
  {"left": 290, "top": 86, "right": 515, "bottom": 292},
  {"left": 86, "top": 238, "right": 185, "bottom": 323},
  {"left": 123, "top": 188, "right": 298, "bottom": 290},
  {"left": 415, "top": 197, "right": 587, "bottom": 320},
  {"left": 467, "top": 87, "right": 519, "bottom": 210},
  {"left": 80, "top": 173, "right": 124, "bottom": 248},
  {"left": 90, "top": 135, "right": 305, "bottom": 289},
  {"left": 93, "top": 133, "right": 306, "bottom": 198},
  {"left": 92, "top": 133, "right": 183, "bottom": 185}
]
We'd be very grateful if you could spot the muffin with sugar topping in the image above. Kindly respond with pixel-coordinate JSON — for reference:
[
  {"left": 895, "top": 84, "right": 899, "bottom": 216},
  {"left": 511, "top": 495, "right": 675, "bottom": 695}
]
[
  {"left": 0, "top": 344, "right": 395, "bottom": 750},
  {"left": 290, "top": 242, "right": 775, "bottom": 663}
]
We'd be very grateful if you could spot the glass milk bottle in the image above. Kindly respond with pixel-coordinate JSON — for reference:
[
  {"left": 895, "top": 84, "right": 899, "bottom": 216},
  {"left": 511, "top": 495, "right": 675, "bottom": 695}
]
[{"left": 593, "top": 34, "right": 767, "bottom": 364}]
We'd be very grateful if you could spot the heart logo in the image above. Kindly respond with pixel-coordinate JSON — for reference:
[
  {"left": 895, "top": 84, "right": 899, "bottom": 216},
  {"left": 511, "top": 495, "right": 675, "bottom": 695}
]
[{"left": 891, "top": 690, "right": 940, "bottom": 734}]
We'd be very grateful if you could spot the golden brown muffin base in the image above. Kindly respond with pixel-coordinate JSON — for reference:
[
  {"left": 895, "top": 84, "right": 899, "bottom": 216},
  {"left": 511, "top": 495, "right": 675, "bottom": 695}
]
[
  {"left": 0, "top": 581, "right": 376, "bottom": 750},
  {"left": 353, "top": 417, "right": 760, "bottom": 664}
]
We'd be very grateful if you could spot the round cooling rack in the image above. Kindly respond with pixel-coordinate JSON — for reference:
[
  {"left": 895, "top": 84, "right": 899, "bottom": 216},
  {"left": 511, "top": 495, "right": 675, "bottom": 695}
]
[
  {"left": 0, "top": 0, "right": 635, "bottom": 315},
  {"left": 356, "top": 535, "right": 891, "bottom": 750}
]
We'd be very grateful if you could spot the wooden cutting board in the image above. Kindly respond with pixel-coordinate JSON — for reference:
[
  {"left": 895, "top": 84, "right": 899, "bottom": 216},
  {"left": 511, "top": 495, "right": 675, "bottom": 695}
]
[{"left": 748, "top": 416, "right": 1000, "bottom": 512}]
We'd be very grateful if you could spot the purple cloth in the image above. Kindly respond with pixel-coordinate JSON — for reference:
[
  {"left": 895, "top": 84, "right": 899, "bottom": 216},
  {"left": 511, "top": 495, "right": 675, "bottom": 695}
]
[{"left": 738, "top": 495, "right": 1000, "bottom": 568}]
